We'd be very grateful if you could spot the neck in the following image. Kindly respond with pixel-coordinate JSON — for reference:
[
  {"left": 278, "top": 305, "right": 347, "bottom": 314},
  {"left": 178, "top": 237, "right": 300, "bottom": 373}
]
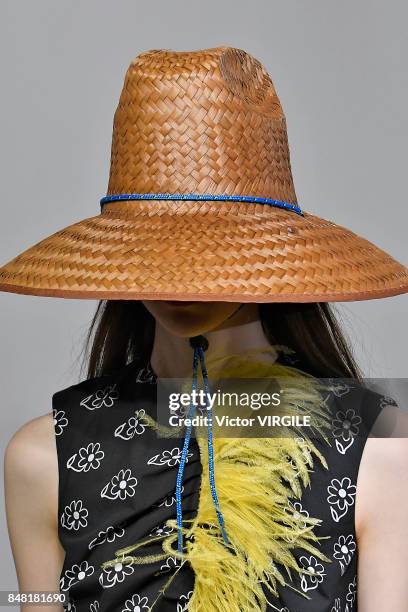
[{"left": 150, "top": 307, "right": 276, "bottom": 378}]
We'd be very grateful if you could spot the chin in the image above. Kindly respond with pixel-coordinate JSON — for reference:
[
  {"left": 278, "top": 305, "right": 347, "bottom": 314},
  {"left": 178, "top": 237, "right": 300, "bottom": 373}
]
[{"left": 142, "top": 300, "right": 242, "bottom": 337}]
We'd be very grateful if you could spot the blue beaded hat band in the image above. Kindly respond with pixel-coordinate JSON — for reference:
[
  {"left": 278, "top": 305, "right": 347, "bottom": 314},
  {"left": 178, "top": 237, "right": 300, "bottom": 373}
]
[{"left": 100, "top": 193, "right": 304, "bottom": 216}]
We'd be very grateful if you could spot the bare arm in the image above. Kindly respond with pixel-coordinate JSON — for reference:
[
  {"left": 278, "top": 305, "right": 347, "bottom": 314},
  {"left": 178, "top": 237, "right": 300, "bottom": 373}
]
[
  {"left": 4, "top": 413, "right": 65, "bottom": 612},
  {"left": 355, "top": 406, "right": 408, "bottom": 611}
]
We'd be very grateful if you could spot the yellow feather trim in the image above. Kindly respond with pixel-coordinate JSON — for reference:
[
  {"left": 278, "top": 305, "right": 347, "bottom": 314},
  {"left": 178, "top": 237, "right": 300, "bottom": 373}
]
[{"left": 101, "top": 347, "right": 333, "bottom": 611}]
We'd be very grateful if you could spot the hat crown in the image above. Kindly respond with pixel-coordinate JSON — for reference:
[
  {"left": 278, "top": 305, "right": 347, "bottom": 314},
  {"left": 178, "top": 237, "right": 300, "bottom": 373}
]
[
  {"left": 1, "top": 51, "right": 407, "bottom": 302},
  {"left": 106, "top": 46, "right": 298, "bottom": 203}
]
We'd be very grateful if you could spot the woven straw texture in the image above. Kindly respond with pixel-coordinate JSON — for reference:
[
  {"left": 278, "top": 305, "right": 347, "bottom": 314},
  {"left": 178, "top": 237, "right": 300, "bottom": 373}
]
[{"left": 0, "top": 46, "right": 407, "bottom": 302}]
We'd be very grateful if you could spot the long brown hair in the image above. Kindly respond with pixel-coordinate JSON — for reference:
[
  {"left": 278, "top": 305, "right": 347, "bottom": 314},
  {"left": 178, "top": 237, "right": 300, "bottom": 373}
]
[{"left": 78, "top": 301, "right": 363, "bottom": 381}]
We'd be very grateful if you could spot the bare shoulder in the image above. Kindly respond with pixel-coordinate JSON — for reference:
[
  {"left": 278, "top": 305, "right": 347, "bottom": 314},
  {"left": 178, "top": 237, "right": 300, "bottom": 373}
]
[
  {"left": 355, "top": 406, "right": 408, "bottom": 608},
  {"left": 4, "top": 413, "right": 65, "bottom": 591},
  {"left": 355, "top": 404, "right": 408, "bottom": 537},
  {"left": 4, "top": 411, "right": 58, "bottom": 520},
  {"left": 5, "top": 411, "right": 57, "bottom": 476}
]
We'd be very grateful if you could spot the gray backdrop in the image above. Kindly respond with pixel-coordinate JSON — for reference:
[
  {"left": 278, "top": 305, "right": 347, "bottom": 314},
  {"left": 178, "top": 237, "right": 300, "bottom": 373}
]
[{"left": 0, "top": 0, "right": 407, "bottom": 592}]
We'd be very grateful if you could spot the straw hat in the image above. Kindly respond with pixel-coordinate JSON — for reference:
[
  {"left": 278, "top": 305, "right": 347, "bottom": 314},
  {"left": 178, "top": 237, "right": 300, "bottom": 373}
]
[{"left": 0, "top": 45, "right": 407, "bottom": 302}]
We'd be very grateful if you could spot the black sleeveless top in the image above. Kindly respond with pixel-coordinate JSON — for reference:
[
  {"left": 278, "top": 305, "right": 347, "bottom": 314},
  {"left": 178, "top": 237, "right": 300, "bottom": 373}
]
[{"left": 52, "top": 354, "right": 391, "bottom": 612}]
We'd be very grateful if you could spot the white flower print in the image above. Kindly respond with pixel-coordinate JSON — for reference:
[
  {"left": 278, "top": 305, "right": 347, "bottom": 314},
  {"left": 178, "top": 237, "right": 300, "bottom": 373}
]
[
  {"left": 150, "top": 523, "right": 174, "bottom": 537},
  {"left": 114, "top": 409, "right": 148, "bottom": 440},
  {"left": 284, "top": 500, "right": 310, "bottom": 527},
  {"left": 332, "top": 409, "right": 361, "bottom": 440},
  {"left": 283, "top": 500, "right": 312, "bottom": 543},
  {"left": 53, "top": 408, "right": 68, "bottom": 436},
  {"left": 158, "top": 556, "right": 183, "bottom": 575},
  {"left": 99, "top": 557, "right": 134, "bottom": 588},
  {"left": 122, "top": 593, "right": 150, "bottom": 612},
  {"left": 327, "top": 477, "right": 356, "bottom": 522},
  {"left": 345, "top": 575, "right": 357, "bottom": 611},
  {"left": 80, "top": 384, "right": 119, "bottom": 411},
  {"left": 299, "top": 555, "right": 325, "bottom": 592},
  {"left": 379, "top": 394, "right": 398, "bottom": 409},
  {"left": 101, "top": 468, "right": 138, "bottom": 501},
  {"left": 155, "top": 488, "right": 184, "bottom": 508},
  {"left": 327, "top": 380, "right": 351, "bottom": 397},
  {"left": 331, "top": 598, "right": 341, "bottom": 612},
  {"left": 332, "top": 409, "right": 361, "bottom": 454},
  {"left": 88, "top": 524, "right": 125, "bottom": 549},
  {"left": 63, "top": 599, "right": 76, "bottom": 612},
  {"left": 89, "top": 602, "right": 99, "bottom": 612},
  {"left": 177, "top": 590, "right": 193, "bottom": 612},
  {"left": 333, "top": 534, "right": 356, "bottom": 575},
  {"left": 147, "top": 447, "right": 193, "bottom": 467},
  {"left": 60, "top": 561, "right": 94, "bottom": 591},
  {"left": 67, "top": 442, "right": 105, "bottom": 473},
  {"left": 61, "top": 499, "right": 89, "bottom": 531}
]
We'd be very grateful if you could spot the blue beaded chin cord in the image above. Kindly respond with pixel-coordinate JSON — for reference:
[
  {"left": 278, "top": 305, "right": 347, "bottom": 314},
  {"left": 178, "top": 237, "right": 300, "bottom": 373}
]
[
  {"left": 175, "top": 334, "right": 229, "bottom": 555},
  {"left": 99, "top": 194, "right": 304, "bottom": 555}
]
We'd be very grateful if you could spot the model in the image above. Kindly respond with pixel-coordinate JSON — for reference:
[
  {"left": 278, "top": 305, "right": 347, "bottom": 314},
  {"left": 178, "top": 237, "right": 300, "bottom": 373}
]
[{"left": 1, "top": 46, "right": 408, "bottom": 612}]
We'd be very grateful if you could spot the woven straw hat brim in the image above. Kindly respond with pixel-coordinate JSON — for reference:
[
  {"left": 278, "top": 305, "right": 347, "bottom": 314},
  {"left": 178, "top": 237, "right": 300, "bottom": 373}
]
[{"left": 0, "top": 199, "right": 407, "bottom": 302}]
